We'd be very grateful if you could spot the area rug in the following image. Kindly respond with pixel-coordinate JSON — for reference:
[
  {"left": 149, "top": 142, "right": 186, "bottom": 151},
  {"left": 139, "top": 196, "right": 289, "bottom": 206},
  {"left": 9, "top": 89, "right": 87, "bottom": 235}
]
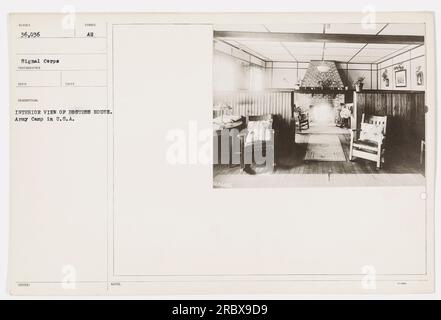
[{"left": 304, "top": 134, "right": 346, "bottom": 162}]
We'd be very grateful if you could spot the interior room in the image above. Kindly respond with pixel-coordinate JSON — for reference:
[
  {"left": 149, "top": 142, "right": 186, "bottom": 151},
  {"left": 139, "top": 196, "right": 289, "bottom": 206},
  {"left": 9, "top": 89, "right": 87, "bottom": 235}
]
[{"left": 213, "top": 23, "right": 426, "bottom": 188}]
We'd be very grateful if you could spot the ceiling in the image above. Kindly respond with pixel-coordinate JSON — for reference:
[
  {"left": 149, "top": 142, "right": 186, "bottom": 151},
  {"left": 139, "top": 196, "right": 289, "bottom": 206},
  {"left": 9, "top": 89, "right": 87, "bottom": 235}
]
[{"left": 213, "top": 23, "right": 425, "bottom": 64}]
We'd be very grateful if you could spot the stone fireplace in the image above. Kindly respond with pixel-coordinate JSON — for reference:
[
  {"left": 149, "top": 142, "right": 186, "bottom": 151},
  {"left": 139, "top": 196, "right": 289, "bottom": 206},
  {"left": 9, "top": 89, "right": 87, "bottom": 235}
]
[
  {"left": 294, "top": 60, "right": 347, "bottom": 126},
  {"left": 294, "top": 93, "right": 345, "bottom": 125}
]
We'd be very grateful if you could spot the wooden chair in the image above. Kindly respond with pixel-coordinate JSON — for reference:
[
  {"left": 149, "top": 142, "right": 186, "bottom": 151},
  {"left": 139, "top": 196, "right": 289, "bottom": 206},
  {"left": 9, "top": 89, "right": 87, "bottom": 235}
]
[
  {"left": 239, "top": 114, "right": 276, "bottom": 171},
  {"left": 297, "top": 111, "right": 310, "bottom": 132},
  {"left": 349, "top": 114, "right": 387, "bottom": 169},
  {"left": 291, "top": 104, "right": 309, "bottom": 132},
  {"left": 296, "top": 112, "right": 310, "bottom": 133}
]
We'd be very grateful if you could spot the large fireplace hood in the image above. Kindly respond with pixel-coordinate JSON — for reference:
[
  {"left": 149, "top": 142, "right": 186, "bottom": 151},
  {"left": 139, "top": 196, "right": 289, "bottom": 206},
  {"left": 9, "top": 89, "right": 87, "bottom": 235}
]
[{"left": 301, "top": 61, "right": 344, "bottom": 88}]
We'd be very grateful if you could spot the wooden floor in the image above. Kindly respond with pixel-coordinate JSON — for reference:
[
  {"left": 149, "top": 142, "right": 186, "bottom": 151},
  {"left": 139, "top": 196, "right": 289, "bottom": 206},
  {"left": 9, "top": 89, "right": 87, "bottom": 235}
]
[{"left": 213, "top": 132, "right": 425, "bottom": 187}]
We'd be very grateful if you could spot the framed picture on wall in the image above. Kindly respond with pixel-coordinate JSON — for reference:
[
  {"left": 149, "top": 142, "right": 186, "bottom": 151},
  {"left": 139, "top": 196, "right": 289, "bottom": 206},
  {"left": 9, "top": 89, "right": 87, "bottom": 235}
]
[
  {"left": 395, "top": 69, "right": 407, "bottom": 87},
  {"left": 382, "top": 69, "right": 390, "bottom": 87},
  {"left": 416, "top": 66, "right": 424, "bottom": 86}
]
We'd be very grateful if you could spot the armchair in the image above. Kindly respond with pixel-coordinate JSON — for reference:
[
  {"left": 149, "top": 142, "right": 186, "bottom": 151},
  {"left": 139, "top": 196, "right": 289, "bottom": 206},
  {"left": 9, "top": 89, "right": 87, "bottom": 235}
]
[{"left": 349, "top": 113, "right": 387, "bottom": 169}]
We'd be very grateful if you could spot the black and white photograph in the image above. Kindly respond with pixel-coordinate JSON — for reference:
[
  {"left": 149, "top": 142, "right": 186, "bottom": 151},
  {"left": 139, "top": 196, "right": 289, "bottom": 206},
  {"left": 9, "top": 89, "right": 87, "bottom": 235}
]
[{"left": 213, "top": 23, "right": 426, "bottom": 188}]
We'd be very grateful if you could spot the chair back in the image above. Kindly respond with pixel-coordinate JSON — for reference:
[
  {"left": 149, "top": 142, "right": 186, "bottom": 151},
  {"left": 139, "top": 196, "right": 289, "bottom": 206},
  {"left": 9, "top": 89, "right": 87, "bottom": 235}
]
[
  {"left": 299, "top": 111, "right": 309, "bottom": 121},
  {"left": 362, "top": 114, "right": 387, "bottom": 135}
]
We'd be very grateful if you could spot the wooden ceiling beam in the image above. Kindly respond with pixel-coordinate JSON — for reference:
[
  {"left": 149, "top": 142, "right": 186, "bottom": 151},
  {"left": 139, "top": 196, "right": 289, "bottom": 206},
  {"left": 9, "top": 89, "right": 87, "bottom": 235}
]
[{"left": 214, "top": 31, "right": 424, "bottom": 45}]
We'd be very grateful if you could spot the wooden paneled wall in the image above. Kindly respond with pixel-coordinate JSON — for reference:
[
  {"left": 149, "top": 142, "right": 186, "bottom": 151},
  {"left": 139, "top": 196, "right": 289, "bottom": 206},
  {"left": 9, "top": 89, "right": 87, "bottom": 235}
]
[
  {"left": 354, "top": 90, "right": 425, "bottom": 142},
  {"left": 214, "top": 90, "right": 293, "bottom": 126}
]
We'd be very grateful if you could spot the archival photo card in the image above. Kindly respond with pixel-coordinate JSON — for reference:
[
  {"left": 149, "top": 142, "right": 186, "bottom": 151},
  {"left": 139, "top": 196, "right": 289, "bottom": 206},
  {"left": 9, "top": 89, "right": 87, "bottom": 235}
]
[{"left": 8, "top": 12, "right": 435, "bottom": 295}]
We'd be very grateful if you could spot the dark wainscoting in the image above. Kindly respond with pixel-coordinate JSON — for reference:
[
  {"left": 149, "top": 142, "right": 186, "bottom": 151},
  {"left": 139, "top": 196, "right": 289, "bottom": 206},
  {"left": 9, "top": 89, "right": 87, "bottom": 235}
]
[{"left": 354, "top": 90, "right": 425, "bottom": 143}]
